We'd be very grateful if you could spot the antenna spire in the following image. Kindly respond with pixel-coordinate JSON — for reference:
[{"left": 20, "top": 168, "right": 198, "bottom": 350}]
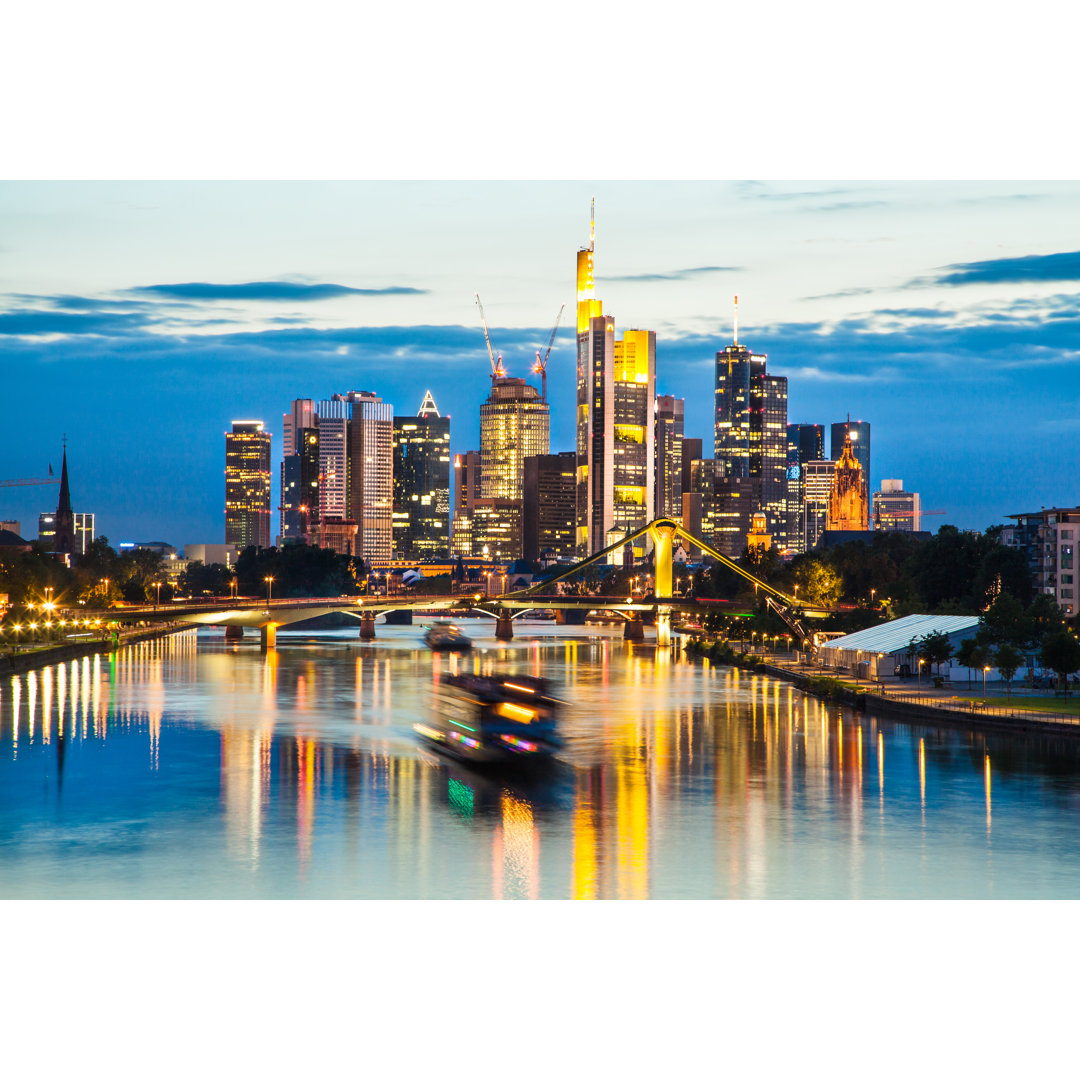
[
  {"left": 589, "top": 196, "right": 595, "bottom": 251},
  {"left": 733, "top": 295, "right": 738, "bottom": 346}
]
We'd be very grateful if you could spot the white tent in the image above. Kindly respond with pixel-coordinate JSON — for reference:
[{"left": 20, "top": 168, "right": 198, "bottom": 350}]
[{"left": 817, "top": 614, "right": 982, "bottom": 679}]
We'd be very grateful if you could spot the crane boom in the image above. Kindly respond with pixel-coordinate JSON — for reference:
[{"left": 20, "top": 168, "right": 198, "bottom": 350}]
[
  {"left": 474, "top": 293, "right": 505, "bottom": 381},
  {"left": 533, "top": 303, "right": 566, "bottom": 403},
  {"left": 0, "top": 478, "right": 60, "bottom": 488}
]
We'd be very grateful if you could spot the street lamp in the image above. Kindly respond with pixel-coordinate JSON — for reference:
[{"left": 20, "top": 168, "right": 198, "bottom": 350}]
[
  {"left": 102, "top": 578, "right": 110, "bottom": 605},
  {"left": 918, "top": 658, "right": 925, "bottom": 692},
  {"left": 153, "top": 580, "right": 162, "bottom": 609},
  {"left": 264, "top": 575, "right": 274, "bottom": 612},
  {"left": 229, "top": 577, "right": 238, "bottom": 601},
  {"left": 983, "top": 665, "right": 990, "bottom": 700},
  {"left": 870, "top": 588, "right": 876, "bottom": 608}
]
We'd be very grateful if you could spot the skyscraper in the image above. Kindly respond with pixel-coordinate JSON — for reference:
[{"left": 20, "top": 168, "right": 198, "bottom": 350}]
[
  {"left": 574, "top": 204, "right": 656, "bottom": 555},
  {"left": 280, "top": 426, "right": 319, "bottom": 543},
  {"left": 655, "top": 395, "right": 684, "bottom": 519},
  {"left": 803, "top": 460, "right": 836, "bottom": 550},
  {"left": 873, "top": 479, "right": 921, "bottom": 532},
  {"left": 830, "top": 420, "right": 870, "bottom": 527},
  {"left": 393, "top": 390, "right": 451, "bottom": 558},
  {"left": 713, "top": 306, "right": 789, "bottom": 547},
  {"left": 523, "top": 452, "right": 577, "bottom": 562},
  {"left": 282, "top": 399, "right": 316, "bottom": 458},
  {"left": 479, "top": 378, "right": 549, "bottom": 500},
  {"left": 786, "top": 423, "right": 825, "bottom": 554},
  {"left": 225, "top": 420, "right": 272, "bottom": 550}
]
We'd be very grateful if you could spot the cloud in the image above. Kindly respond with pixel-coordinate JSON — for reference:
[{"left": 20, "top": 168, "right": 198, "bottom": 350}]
[
  {"left": 922, "top": 251, "right": 1080, "bottom": 287},
  {"left": 603, "top": 266, "right": 740, "bottom": 283},
  {"left": 132, "top": 281, "right": 427, "bottom": 301},
  {"left": 815, "top": 200, "right": 890, "bottom": 213},
  {"left": 803, "top": 287, "right": 876, "bottom": 300},
  {"left": 0, "top": 308, "right": 151, "bottom": 336}
]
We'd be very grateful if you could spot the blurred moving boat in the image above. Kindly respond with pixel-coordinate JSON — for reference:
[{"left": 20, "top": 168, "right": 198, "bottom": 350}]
[
  {"left": 414, "top": 672, "right": 562, "bottom": 766},
  {"left": 423, "top": 621, "right": 472, "bottom": 651}
]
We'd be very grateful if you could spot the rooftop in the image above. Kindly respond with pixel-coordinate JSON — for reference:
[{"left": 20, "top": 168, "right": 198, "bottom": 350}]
[{"left": 818, "top": 613, "right": 980, "bottom": 655}]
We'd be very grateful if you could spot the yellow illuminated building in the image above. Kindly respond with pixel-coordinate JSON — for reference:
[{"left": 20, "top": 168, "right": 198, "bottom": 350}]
[
  {"left": 225, "top": 420, "right": 272, "bottom": 549},
  {"left": 479, "top": 378, "right": 550, "bottom": 503},
  {"left": 827, "top": 429, "right": 869, "bottom": 531}
]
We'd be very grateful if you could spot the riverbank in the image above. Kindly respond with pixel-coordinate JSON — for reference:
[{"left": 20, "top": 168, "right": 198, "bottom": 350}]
[
  {"left": 0, "top": 623, "right": 191, "bottom": 677},
  {"left": 689, "top": 640, "right": 1080, "bottom": 738}
]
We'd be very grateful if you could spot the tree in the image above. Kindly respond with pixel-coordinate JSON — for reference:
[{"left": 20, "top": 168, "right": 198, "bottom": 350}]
[
  {"left": 980, "top": 593, "right": 1030, "bottom": 648},
  {"left": 1039, "top": 630, "right": 1080, "bottom": 700},
  {"left": 955, "top": 637, "right": 989, "bottom": 689},
  {"left": 790, "top": 559, "right": 841, "bottom": 606},
  {"left": 916, "top": 630, "right": 954, "bottom": 675},
  {"left": 993, "top": 643, "right": 1024, "bottom": 697}
]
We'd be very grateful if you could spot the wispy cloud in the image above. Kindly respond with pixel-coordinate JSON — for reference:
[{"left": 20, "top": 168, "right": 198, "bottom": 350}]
[
  {"left": 603, "top": 266, "right": 740, "bottom": 283},
  {"left": 132, "top": 281, "right": 427, "bottom": 301},
  {"left": 918, "top": 250, "right": 1080, "bottom": 287}
]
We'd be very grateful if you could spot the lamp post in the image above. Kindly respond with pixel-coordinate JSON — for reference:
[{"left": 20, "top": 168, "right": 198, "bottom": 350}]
[
  {"left": 102, "top": 578, "right": 109, "bottom": 605},
  {"left": 983, "top": 665, "right": 990, "bottom": 700},
  {"left": 264, "top": 575, "right": 274, "bottom": 613},
  {"left": 918, "top": 658, "right": 925, "bottom": 692},
  {"left": 153, "top": 580, "right": 162, "bottom": 610},
  {"left": 870, "top": 588, "right": 876, "bottom": 608},
  {"left": 230, "top": 577, "right": 238, "bottom": 601}
]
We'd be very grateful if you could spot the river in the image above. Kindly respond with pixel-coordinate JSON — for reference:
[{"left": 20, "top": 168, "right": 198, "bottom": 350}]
[{"left": 3, "top": 620, "right": 1080, "bottom": 899}]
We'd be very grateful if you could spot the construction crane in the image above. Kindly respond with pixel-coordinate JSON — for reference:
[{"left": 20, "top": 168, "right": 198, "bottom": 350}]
[
  {"left": 533, "top": 304, "right": 565, "bottom": 403},
  {"left": 0, "top": 477, "right": 59, "bottom": 488},
  {"left": 474, "top": 293, "right": 505, "bottom": 382}
]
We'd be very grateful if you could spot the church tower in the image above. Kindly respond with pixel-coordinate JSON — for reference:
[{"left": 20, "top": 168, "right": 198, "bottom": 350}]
[{"left": 827, "top": 428, "right": 868, "bottom": 531}]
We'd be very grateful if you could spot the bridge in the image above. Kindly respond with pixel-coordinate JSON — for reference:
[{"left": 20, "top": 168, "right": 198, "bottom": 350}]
[{"left": 110, "top": 518, "right": 828, "bottom": 648}]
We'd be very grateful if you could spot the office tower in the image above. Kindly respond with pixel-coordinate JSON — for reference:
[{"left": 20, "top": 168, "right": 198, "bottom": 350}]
[
  {"left": 282, "top": 399, "right": 316, "bottom": 458},
  {"left": 452, "top": 450, "right": 481, "bottom": 556},
  {"left": 280, "top": 427, "right": 319, "bottom": 543},
  {"left": 574, "top": 204, "right": 656, "bottom": 556},
  {"left": 347, "top": 391, "right": 394, "bottom": 561},
  {"left": 655, "top": 396, "right": 684, "bottom": 519},
  {"left": 225, "top": 421, "right": 272, "bottom": 550},
  {"left": 786, "top": 424, "right": 825, "bottom": 555},
  {"left": 691, "top": 459, "right": 755, "bottom": 556},
  {"left": 830, "top": 420, "right": 870, "bottom": 527},
  {"left": 523, "top": 452, "right": 577, "bottom": 562},
  {"left": 873, "top": 479, "right": 921, "bottom": 532},
  {"left": 827, "top": 430, "right": 868, "bottom": 531},
  {"left": 680, "top": 437, "right": 704, "bottom": 553},
  {"left": 393, "top": 390, "right": 451, "bottom": 558},
  {"left": 316, "top": 392, "right": 394, "bottom": 560},
  {"left": 803, "top": 460, "right": 836, "bottom": 550},
  {"left": 470, "top": 499, "right": 523, "bottom": 561},
  {"left": 713, "top": 306, "right": 789, "bottom": 548},
  {"left": 680, "top": 437, "right": 703, "bottom": 501},
  {"left": 479, "top": 378, "right": 550, "bottom": 501}
]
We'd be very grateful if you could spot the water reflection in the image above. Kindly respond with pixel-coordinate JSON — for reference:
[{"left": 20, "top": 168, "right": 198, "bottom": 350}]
[{"left": 3, "top": 625, "right": 1080, "bottom": 898}]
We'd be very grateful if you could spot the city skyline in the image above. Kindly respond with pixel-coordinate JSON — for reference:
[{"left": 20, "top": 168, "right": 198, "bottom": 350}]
[{"left": 3, "top": 181, "right": 1079, "bottom": 543}]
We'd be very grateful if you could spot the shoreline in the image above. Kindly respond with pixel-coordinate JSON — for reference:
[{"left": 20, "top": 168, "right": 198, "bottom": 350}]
[{"left": 0, "top": 623, "right": 192, "bottom": 677}]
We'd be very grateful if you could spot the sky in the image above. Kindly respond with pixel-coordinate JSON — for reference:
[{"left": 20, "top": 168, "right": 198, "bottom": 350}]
[{"left": 2, "top": 179, "right": 1079, "bottom": 546}]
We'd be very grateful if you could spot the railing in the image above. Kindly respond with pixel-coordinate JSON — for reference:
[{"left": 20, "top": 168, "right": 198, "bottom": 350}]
[{"left": 870, "top": 690, "right": 1080, "bottom": 727}]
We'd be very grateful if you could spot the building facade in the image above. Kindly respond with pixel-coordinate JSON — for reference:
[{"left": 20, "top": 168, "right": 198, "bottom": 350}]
[
  {"left": 802, "top": 459, "right": 836, "bottom": 550},
  {"left": 280, "top": 426, "right": 319, "bottom": 544},
  {"left": 691, "top": 458, "right": 756, "bottom": 557},
  {"left": 873, "top": 479, "right": 921, "bottom": 532},
  {"left": 786, "top": 423, "right": 825, "bottom": 555},
  {"left": 655, "top": 395, "right": 684, "bottom": 520},
  {"left": 827, "top": 431, "right": 868, "bottom": 532},
  {"left": 479, "top": 378, "right": 549, "bottom": 501},
  {"left": 225, "top": 420, "right": 272, "bottom": 550},
  {"left": 470, "top": 499, "right": 523, "bottom": 561},
  {"left": 1001, "top": 507, "right": 1080, "bottom": 615},
  {"left": 523, "top": 452, "right": 577, "bottom": 562},
  {"left": 830, "top": 420, "right": 870, "bottom": 527},
  {"left": 347, "top": 391, "right": 394, "bottom": 561},
  {"left": 393, "top": 390, "right": 451, "bottom": 559}
]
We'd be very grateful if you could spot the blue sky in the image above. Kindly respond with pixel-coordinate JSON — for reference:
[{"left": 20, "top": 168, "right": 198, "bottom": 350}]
[{"left": 2, "top": 180, "right": 1079, "bottom": 546}]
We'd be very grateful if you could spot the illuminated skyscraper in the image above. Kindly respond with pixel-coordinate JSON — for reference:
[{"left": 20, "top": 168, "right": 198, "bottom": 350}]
[
  {"left": 713, "top": 306, "right": 788, "bottom": 547},
  {"left": 225, "top": 420, "right": 272, "bottom": 550},
  {"left": 393, "top": 390, "right": 451, "bottom": 558},
  {"left": 574, "top": 203, "right": 655, "bottom": 555},
  {"left": 873, "top": 479, "right": 921, "bottom": 532},
  {"left": 479, "top": 378, "right": 549, "bottom": 501},
  {"left": 655, "top": 395, "right": 684, "bottom": 519},
  {"left": 803, "top": 459, "right": 836, "bottom": 550},
  {"left": 282, "top": 398, "right": 316, "bottom": 458},
  {"left": 786, "top": 423, "right": 825, "bottom": 554},
  {"left": 523, "top": 452, "right": 576, "bottom": 562},
  {"left": 280, "top": 426, "right": 319, "bottom": 543}
]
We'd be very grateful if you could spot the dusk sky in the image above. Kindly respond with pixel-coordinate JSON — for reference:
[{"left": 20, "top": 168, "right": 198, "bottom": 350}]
[{"left": 3, "top": 179, "right": 1079, "bottom": 547}]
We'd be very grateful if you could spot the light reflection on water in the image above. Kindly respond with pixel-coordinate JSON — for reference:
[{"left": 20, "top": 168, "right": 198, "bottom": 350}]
[{"left": 3, "top": 621, "right": 1080, "bottom": 899}]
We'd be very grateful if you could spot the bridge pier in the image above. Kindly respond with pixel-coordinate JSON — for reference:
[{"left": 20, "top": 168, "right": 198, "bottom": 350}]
[
  {"left": 224, "top": 624, "right": 244, "bottom": 641},
  {"left": 495, "top": 613, "right": 514, "bottom": 641},
  {"left": 358, "top": 614, "right": 376, "bottom": 640},
  {"left": 655, "top": 609, "right": 672, "bottom": 647},
  {"left": 260, "top": 623, "right": 277, "bottom": 650},
  {"left": 623, "top": 615, "right": 645, "bottom": 642}
]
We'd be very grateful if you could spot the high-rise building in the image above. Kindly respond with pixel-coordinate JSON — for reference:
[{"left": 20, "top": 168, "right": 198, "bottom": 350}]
[
  {"left": 803, "top": 460, "right": 836, "bottom": 550},
  {"left": 316, "top": 392, "right": 393, "bottom": 560},
  {"left": 282, "top": 399, "right": 316, "bottom": 459},
  {"left": 479, "top": 378, "right": 549, "bottom": 501},
  {"left": 830, "top": 420, "right": 870, "bottom": 527},
  {"left": 873, "top": 479, "right": 921, "bottom": 532},
  {"left": 280, "top": 427, "right": 319, "bottom": 543},
  {"left": 786, "top": 424, "right": 825, "bottom": 554},
  {"left": 470, "top": 499, "right": 523, "bottom": 561},
  {"left": 225, "top": 420, "right": 272, "bottom": 550},
  {"left": 713, "top": 312, "right": 789, "bottom": 548},
  {"left": 523, "top": 452, "right": 577, "bottom": 562},
  {"left": 789, "top": 423, "right": 825, "bottom": 464},
  {"left": 393, "top": 390, "right": 451, "bottom": 559},
  {"left": 347, "top": 391, "right": 394, "bottom": 561},
  {"left": 827, "top": 431, "right": 868, "bottom": 532},
  {"left": 574, "top": 204, "right": 656, "bottom": 556},
  {"left": 691, "top": 459, "right": 755, "bottom": 556},
  {"left": 655, "top": 396, "right": 684, "bottom": 519}
]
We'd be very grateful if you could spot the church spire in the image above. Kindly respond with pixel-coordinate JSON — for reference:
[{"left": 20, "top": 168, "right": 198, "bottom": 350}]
[{"left": 54, "top": 443, "right": 76, "bottom": 557}]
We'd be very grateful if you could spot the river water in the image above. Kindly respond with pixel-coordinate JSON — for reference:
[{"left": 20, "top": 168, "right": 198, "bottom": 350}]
[{"left": 3, "top": 621, "right": 1080, "bottom": 899}]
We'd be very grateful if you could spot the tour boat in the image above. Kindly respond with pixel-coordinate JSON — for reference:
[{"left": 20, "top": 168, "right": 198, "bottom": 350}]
[
  {"left": 414, "top": 672, "right": 562, "bottom": 767},
  {"left": 423, "top": 621, "right": 473, "bottom": 651}
]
